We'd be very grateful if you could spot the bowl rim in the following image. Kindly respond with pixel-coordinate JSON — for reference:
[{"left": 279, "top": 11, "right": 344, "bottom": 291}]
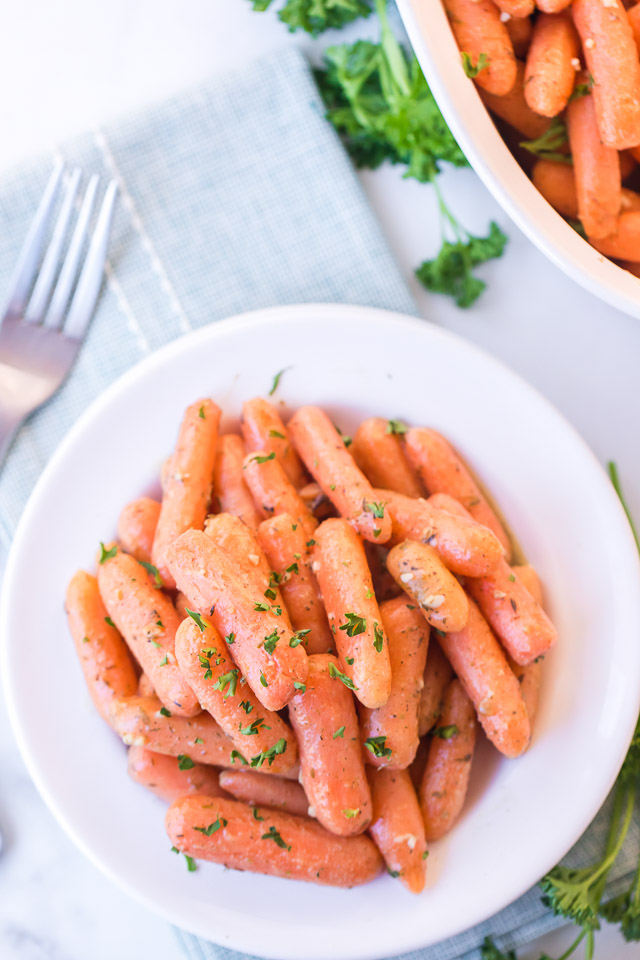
[
  {"left": 396, "top": 0, "right": 640, "bottom": 320},
  {"left": 3, "top": 302, "right": 640, "bottom": 958}
]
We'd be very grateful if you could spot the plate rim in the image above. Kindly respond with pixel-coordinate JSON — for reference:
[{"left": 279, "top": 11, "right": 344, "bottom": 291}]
[{"left": 3, "top": 301, "right": 640, "bottom": 959}]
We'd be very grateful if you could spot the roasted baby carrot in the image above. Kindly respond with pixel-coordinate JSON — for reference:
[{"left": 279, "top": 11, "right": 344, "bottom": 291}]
[
  {"left": 257, "top": 513, "right": 333, "bottom": 655},
  {"left": 117, "top": 497, "right": 161, "bottom": 564},
  {"left": 174, "top": 615, "right": 297, "bottom": 774},
  {"left": 438, "top": 599, "right": 531, "bottom": 757},
  {"left": 418, "top": 640, "right": 454, "bottom": 737},
  {"left": 420, "top": 679, "right": 477, "bottom": 841},
  {"left": 241, "top": 397, "right": 307, "bottom": 488},
  {"left": 524, "top": 13, "right": 580, "bottom": 117},
  {"left": 381, "top": 488, "right": 503, "bottom": 577},
  {"left": 367, "top": 768, "right": 428, "bottom": 894},
  {"left": 109, "top": 695, "right": 235, "bottom": 765},
  {"left": 443, "top": 0, "right": 517, "bottom": 95},
  {"left": 466, "top": 558, "right": 557, "bottom": 665},
  {"left": 127, "top": 745, "right": 225, "bottom": 802},
  {"left": 66, "top": 570, "right": 138, "bottom": 723},
  {"left": 533, "top": 159, "right": 640, "bottom": 219},
  {"left": 536, "top": 0, "right": 573, "bottom": 13},
  {"left": 351, "top": 418, "right": 423, "bottom": 498},
  {"left": 567, "top": 85, "right": 621, "bottom": 239},
  {"left": 479, "top": 62, "right": 551, "bottom": 140},
  {"left": 165, "top": 529, "right": 308, "bottom": 711},
  {"left": 204, "top": 511, "right": 286, "bottom": 609},
  {"left": 629, "top": 3, "right": 640, "bottom": 56},
  {"left": 212, "top": 434, "right": 261, "bottom": 531},
  {"left": 166, "top": 795, "right": 383, "bottom": 887},
  {"left": 218, "top": 769, "right": 310, "bottom": 817},
  {"left": 507, "top": 564, "right": 544, "bottom": 727},
  {"left": 243, "top": 451, "right": 318, "bottom": 540},
  {"left": 287, "top": 406, "right": 393, "bottom": 544},
  {"left": 289, "top": 654, "right": 372, "bottom": 836},
  {"left": 138, "top": 673, "right": 155, "bottom": 697},
  {"left": 506, "top": 13, "right": 533, "bottom": 58},
  {"left": 572, "top": 0, "right": 640, "bottom": 149},
  {"left": 590, "top": 211, "right": 640, "bottom": 259},
  {"left": 152, "top": 399, "right": 220, "bottom": 589},
  {"left": 360, "top": 597, "right": 429, "bottom": 769},
  {"left": 311, "top": 518, "right": 392, "bottom": 709},
  {"left": 387, "top": 540, "right": 469, "bottom": 633},
  {"left": 98, "top": 547, "right": 199, "bottom": 717},
  {"left": 404, "top": 427, "right": 511, "bottom": 558}
]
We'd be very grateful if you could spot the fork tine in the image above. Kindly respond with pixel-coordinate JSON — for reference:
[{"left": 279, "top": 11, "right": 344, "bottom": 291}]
[
  {"left": 44, "top": 174, "right": 99, "bottom": 330},
  {"left": 3, "top": 160, "right": 64, "bottom": 319},
  {"left": 62, "top": 180, "right": 118, "bottom": 341},
  {"left": 24, "top": 168, "right": 82, "bottom": 324}
]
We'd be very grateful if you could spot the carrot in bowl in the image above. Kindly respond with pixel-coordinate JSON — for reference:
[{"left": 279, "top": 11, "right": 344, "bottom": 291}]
[
  {"left": 204, "top": 511, "right": 286, "bottom": 608},
  {"left": 418, "top": 639, "right": 454, "bottom": 737},
  {"left": 218, "top": 769, "right": 310, "bottom": 817},
  {"left": 386, "top": 540, "right": 469, "bottom": 633},
  {"left": 590, "top": 210, "right": 640, "bottom": 260},
  {"left": 367, "top": 768, "right": 428, "bottom": 894},
  {"left": 506, "top": 564, "right": 545, "bottom": 727},
  {"left": 479, "top": 62, "right": 551, "bottom": 141},
  {"left": 241, "top": 397, "right": 307, "bottom": 488},
  {"left": 567, "top": 85, "right": 621, "bottom": 239},
  {"left": 572, "top": 0, "right": 640, "bottom": 149},
  {"left": 127, "top": 745, "right": 226, "bottom": 802},
  {"left": 166, "top": 795, "right": 383, "bottom": 887},
  {"left": 506, "top": 14, "right": 533, "bottom": 58},
  {"left": 212, "top": 434, "right": 261, "bottom": 531},
  {"left": 243, "top": 451, "right": 318, "bottom": 540},
  {"left": 151, "top": 399, "right": 220, "bottom": 589},
  {"left": 117, "top": 497, "right": 160, "bottom": 564},
  {"left": 524, "top": 12, "right": 580, "bottom": 118},
  {"left": 443, "top": 0, "right": 518, "bottom": 96},
  {"left": 351, "top": 417, "right": 423, "bottom": 498}
]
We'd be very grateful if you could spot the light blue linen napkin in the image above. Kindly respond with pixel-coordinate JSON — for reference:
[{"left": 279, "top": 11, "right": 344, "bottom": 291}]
[{"left": 0, "top": 45, "right": 636, "bottom": 960}]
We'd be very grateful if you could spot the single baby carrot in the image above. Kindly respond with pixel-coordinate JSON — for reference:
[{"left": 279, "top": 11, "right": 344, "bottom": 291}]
[
  {"left": 166, "top": 795, "right": 383, "bottom": 887},
  {"left": 175, "top": 591, "right": 190, "bottom": 620},
  {"left": 98, "top": 547, "right": 199, "bottom": 717},
  {"left": 507, "top": 564, "right": 544, "bottom": 727},
  {"left": 443, "top": 0, "right": 517, "bottom": 96},
  {"left": 204, "top": 512, "right": 287, "bottom": 611},
  {"left": 367, "top": 768, "right": 428, "bottom": 894},
  {"left": 288, "top": 654, "right": 372, "bottom": 836},
  {"left": 381, "top": 488, "right": 503, "bottom": 577},
  {"left": 212, "top": 434, "right": 261, "bottom": 531},
  {"left": 506, "top": 14, "right": 533, "bottom": 58},
  {"left": 479, "top": 62, "right": 551, "bottom": 140},
  {"left": 109, "top": 695, "right": 235, "bottom": 765},
  {"left": 311, "top": 518, "right": 392, "bottom": 709},
  {"left": 152, "top": 399, "right": 221, "bottom": 589},
  {"left": 117, "top": 497, "right": 161, "bottom": 564},
  {"left": 351, "top": 418, "right": 423, "bottom": 498},
  {"left": 257, "top": 513, "right": 333, "bottom": 655},
  {"left": 174, "top": 615, "right": 297, "bottom": 775},
  {"left": 287, "top": 406, "right": 393, "bottom": 544},
  {"left": 360, "top": 597, "right": 429, "bottom": 769},
  {"left": 420, "top": 679, "right": 477, "bottom": 842},
  {"left": 127, "top": 745, "right": 226, "bottom": 802},
  {"left": 165, "top": 529, "right": 308, "bottom": 711},
  {"left": 533, "top": 160, "right": 640, "bottom": 219},
  {"left": 466, "top": 558, "right": 557, "bottom": 665},
  {"left": 218, "top": 769, "right": 310, "bottom": 817},
  {"left": 138, "top": 673, "right": 155, "bottom": 697},
  {"left": 536, "top": 0, "right": 573, "bottom": 13},
  {"left": 66, "top": 570, "right": 138, "bottom": 723},
  {"left": 241, "top": 397, "right": 307, "bottom": 488},
  {"left": 524, "top": 13, "right": 580, "bottom": 117},
  {"left": 404, "top": 427, "right": 511, "bottom": 558},
  {"left": 590, "top": 211, "right": 640, "bottom": 259},
  {"left": 629, "top": 4, "right": 640, "bottom": 56},
  {"left": 438, "top": 599, "right": 531, "bottom": 757},
  {"left": 567, "top": 86, "right": 621, "bottom": 239},
  {"left": 386, "top": 540, "right": 469, "bottom": 633},
  {"left": 572, "top": 0, "right": 640, "bottom": 149},
  {"left": 418, "top": 640, "right": 454, "bottom": 737},
  {"left": 243, "top": 451, "right": 318, "bottom": 540}
]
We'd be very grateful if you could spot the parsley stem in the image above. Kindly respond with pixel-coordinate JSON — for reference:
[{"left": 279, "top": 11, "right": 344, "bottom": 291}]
[
  {"left": 554, "top": 928, "right": 588, "bottom": 960},
  {"left": 375, "top": 0, "right": 410, "bottom": 98},
  {"left": 608, "top": 461, "right": 640, "bottom": 554}
]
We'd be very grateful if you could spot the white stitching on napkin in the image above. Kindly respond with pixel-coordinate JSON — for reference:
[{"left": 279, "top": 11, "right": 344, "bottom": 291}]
[{"left": 93, "top": 129, "right": 193, "bottom": 336}]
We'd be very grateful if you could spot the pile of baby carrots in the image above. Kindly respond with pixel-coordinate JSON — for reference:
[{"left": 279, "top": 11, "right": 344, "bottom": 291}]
[
  {"left": 444, "top": 0, "right": 640, "bottom": 270},
  {"left": 65, "top": 396, "right": 557, "bottom": 893}
]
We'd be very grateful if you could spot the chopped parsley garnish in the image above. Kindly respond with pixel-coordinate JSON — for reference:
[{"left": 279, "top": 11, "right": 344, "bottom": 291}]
[
  {"left": 159, "top": 654, "right": 168, "bottom": 666},
  {"left": 104, "top": 616, "right": 115, "bottom": 627},
  {"left": 240, "top": 700, "right": 253, "bottom": 714},
  {"left": 364, "top": 500, "right": 385, "bottom": 519},
  {"left": 343, "top": 808, "right": 360, "bottom": 819},
  {"left": 198, "top": 405, "right": 206, "bottom": 419},
  {"left": 260, "top": 672, "right": 268, "bottom": 687},
  {"left": 82, "top": 636, "right": 90, "bottom": 643},
  {"left": 199, "top": 647, "right": 217, "bottom": 680},
  {"left": 433, "top": 724, "right": 458, "bottom": 739},
  {"left": 213, "top": 669, "right": 239, "bottom": 698},
  {"left": 186, "top": 608, "right": 207, "bottom": 632},
  {"left": 248, "top": 452, "right": 276, "bottom": 465},
  {"left": 251, "top": 738, "right": 287, "bottom": 768},
  {"left": 364, "top": 736, "right": 392, "bottom": 758},
  {"left": 328, "top": 661, "right": 357, "bottom": 690},
  {"left": 254, "top": 601, "right": 270, "bottom": 612},
  {"left": 99, "top": 542, "right": 117, "bottom": 564},
  {"left": 177, "top": 754, "right": 195, "bottom": 770},
  {"left": 225, "top": 633, "right": 235, "bottom": 645},
  {"left": 261, "top": 825, "right": 291, "bottom": 850},
  {"left": 268, "top": 367, "right": 291, "bottom": 396},
  {"left": 285, "top": 562, "right": 299, "bottom": 575},
  {"left": 240, "top": 717, "right": 269, "bottom": 736},
  {"left": 159, "top": 707, "right": 172, "bottom": 717},
  {"left": 520, "top": 117, "right": 571, "bottom": 165},
  {"left": 194, "top": 737, "right": 204, "bottom": 744},
  {"left": 289, "top": 628, "right": 311, "bottom": 647},
  {"left": 339, "top": 612, "right": 366, "bottom": 637},
  {"left": 194, "top": 816, "right": 227, "bottom": 836},
  {"left": 373, "top": 622, "right": 384, "bottom": 653},
  {"left": 184, "top": 855, "right": 197, "bottom": 872},
  {"left": 253, "top": 807, "right": 265, "bottom": 821},
  {"left": 334, "top": 726, "right": 346, "bottom": 739},
  {"left": 231, "top": 750, "right": 248, "bottom": 765},
  {"left": 294, "top": 681, "right": 306, "bottom": 693},
  {"left": 306, "top": 539, "right": 316, "bottom": 547},
  {"left": 139, "top": 560, "right": 163, "bottom": 588},
  {"left": 345, "top": 656, "right": 354, "bottom": 665},
  {"left": 460, "top": 51, "right": 489, "bottom": 79},
  {"left": 263, "top": 630, "right": 279, "bottom": 655},
  {"left": 264, "top": 587, "right": 277, "bottom": 601},
  {"left": 269, "top": 429, "right": 285, "bottom": 439},
  {"left": 386, "top": 419, "right": 408, "bottom": 435}
]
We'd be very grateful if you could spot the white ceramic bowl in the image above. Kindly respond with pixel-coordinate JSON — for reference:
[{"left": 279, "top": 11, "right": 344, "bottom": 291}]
[
  {"left": 3, "top": 304, "right": 640, "bottom": 959},
  {"left": 396, "top": 0, "right": 640, "bottom": 319}
]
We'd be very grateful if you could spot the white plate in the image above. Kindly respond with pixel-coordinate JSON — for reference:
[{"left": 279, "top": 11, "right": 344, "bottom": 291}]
[
  {"left": 396, "top": 0, "right": 640, "bottom": 320},
  {"left": 3, "top": 303, "right": 640, "bottom": 960}
]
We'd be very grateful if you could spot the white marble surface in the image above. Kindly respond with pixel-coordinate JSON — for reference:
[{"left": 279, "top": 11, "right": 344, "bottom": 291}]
[{"left": 0, "top": 1, "right": 639, "bottom": 958}]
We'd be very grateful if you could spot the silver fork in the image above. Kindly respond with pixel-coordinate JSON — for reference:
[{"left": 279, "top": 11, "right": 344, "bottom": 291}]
[{"left": 0, "top": 161, "right": 118, "bottom": 466}]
